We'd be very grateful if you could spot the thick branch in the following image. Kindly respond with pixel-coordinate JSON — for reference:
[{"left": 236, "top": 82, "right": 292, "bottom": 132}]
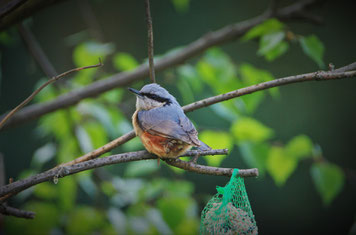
[
  {"left": 0, "top": 0, "right": 321, "bottom": 130},
  {"left": 0, "top": 0, "right": 66, "bottom": 31},
  {"left": 0, "top": 149, "right": 231, "bottom": 198}
]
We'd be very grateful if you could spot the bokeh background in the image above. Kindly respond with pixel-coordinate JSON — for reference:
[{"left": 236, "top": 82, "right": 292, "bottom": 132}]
[{"left": 0, "top": 0, "right": 356, "bottom": 234}]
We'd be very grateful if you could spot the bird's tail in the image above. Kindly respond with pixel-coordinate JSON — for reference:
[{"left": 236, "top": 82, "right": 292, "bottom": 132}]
[{"left": 194, "top": 140, "right": 212, "bottom": 151}]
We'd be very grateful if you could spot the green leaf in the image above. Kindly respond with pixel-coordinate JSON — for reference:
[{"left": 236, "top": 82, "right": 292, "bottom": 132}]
[
  {"left": 310, "top": 162, "right": 345, "bottom": 206},
  {"left": 39, "top": 110, "right": 72, "bottom": 140},
  {"left": 33, "top": 182, "right": 58, "bottom": 200},
  {"left": 75, "top": 125, "right": 93, "bottom": 153},
  {"left": 66, "top": 207, "right": 105, "bottom": 235},
  {"left": 171, "top": 0, "right": 190, "bottom": 13},
  {"left": 5, "top": 202, "right": 60, "bottom": 234},
  {"left": 299, "top": 35, "right": 325, "bottom": 68},
  {"left": 177, "top": 78, "right": 195, "bottom": 104},
  {"left": 237, "top": 63, "right": 276, "bottom": 113},
  {"left": 175, "top": 218, "right": 199, "bottom": 235},
  {"left": 285, "top": 135, "right": 313, "bottom": 159},
  {"left": 242, "top": 18, "right": 285, "bottom": 41},
  {"left": 77, "top": 171, "right": 98, "bottom": 197},
  {"left": 145, "top": 208, "right": 173, "bottom": 235},
  {"left": 239, "top": 142, "right": 269, "bottom": 175},
  {"left": 266, "top": 146, "right": 298, "bottom": 186},
  {"left": 125, "top": 160, "right": 159, "bottom": 177},
  {"left": 98, "top": 89, "right": 124, "bottom": 104},
  {"left": 177, "top": 64, "right": 203, "bottom": 93},
  {"left": 113, "top": 52, "right": 139, "bottom": 71},
  {"left": 101, "top": 181, "right": 117, "bottom": 197},
  {"left": 0, "top": 32, "right": 13, "bottom": 45},
  {"left": 258, "top": 31, "right": 285, "bottom": 55},
  {"left": 167, "top": 163, "right": 186, "bottom": 174},
  {"left": 199, "top": 130, "right": 233, "bottom": 166},
  {"left": 165, "top": 180, "right": 194, "bottom": 196},
  {"left": 122, "top": 137, "right": 144, "bottom": 152},
  {"left": 76, "top": 121, "right": 108, "bottom": 153},
  {"left": 31, "top": 143, "right": 56, "bottom": 169},
  {"left": 157, "top": 196, "right": 194, "bottom": 230},
  {"left": 264, "top": 40, "right": 289, "bottom": 61},
  {"left": 239, "top": 63, "right": 275, "bottom": 86},
  {"left": 34, "top": 78, "right": 58, "bottom": 103},
  {"left": 197, "top": 48, "right": 239, "bottom": 94},
  {"left": 78, "top": 101, "right": 124, "bottom": 139},
  {"left": 231, "top": 117, "right": 274, "bottom": 143},
  {"left": 58, "top": 176, "right": 77, "bottom": 212},
  {"left": 57, "top": 137, "right": 78, "bottom": 163},
  {"left": 73, "top": 41, "right": 114, "bottom": 67},
  {"left": 73, "top": 41, "right": 114, "bottom": 85}
]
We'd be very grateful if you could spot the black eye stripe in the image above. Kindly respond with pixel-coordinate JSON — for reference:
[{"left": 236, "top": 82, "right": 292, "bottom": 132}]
[{"left": 141, "top": 92, "right": 170, "bottom": 103}]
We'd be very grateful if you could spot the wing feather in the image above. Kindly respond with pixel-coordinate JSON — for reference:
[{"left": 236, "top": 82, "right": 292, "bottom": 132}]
[{"left": 137, "top": 105, "right": 200, "bottom": 146}]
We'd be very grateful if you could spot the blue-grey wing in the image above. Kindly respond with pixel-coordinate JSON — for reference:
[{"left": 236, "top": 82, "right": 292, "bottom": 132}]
[{"left": 137, "top": 105, "right": 200, "bottom": 146}]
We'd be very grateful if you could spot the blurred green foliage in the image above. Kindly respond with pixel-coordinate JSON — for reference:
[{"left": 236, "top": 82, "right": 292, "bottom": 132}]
[{"left": 3, "top": 4, "right": 346, "bottom": 234}]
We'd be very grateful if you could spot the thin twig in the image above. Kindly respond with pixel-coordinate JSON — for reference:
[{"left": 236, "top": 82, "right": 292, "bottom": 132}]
[
  {"left": 0, "top": 204, "right": 35, "bottom": 219},
  {"left": 165, "top": 158, "right": 258, "bottom": 177},
  {"left": 334, "top": 62, "right": 356, "bottom": 73},
  {"left": 0, "top": 60, "right": 103, "bottom": 130},
  {"left": 58, "top": 131, "right": 136, "bottom": 167},
  {"left": 0, "top": 154, "right": 4, "bottom": 187},
  {"left": 182, "top": 70, "right": 356, "bottom": 112},
  {"left": 0, "top": 149, "right": 230, "bottom": 199},
  {"left": 17, "top": 23, "right": 57, "bottom": 77},
  {"left": 145, "top": 0, "right": 156, "bottom": 83},
  {"left": 0, "top": 155, "right": 35, "bottom": 219},
  {"left": 0, "top": 0, "right": 322, "bottom": 130}
]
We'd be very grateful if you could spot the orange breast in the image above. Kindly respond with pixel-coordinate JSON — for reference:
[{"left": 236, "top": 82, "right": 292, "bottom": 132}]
[
  {"left": 140, "top": 131, "right": 168, "bottom": 157},
  {"left": 140, "top": 131, "right": 192, "bottom": 158},
  {"left": 132, "top": 110, "right": 192, "bottom": 158}
]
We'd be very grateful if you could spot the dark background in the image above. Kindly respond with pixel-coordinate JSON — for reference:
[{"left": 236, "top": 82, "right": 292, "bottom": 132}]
[{"left": 1, "top": 0, "right": 356, "bottom": 234}]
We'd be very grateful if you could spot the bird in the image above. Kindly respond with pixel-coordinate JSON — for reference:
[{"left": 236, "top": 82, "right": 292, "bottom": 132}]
[{"left": 129, "top": 83, "right": 208, "bottom": 159}]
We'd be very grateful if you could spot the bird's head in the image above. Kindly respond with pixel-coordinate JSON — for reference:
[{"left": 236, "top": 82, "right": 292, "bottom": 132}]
[{"left": 128, "top": 83, "right": 178, "bottom": 110}]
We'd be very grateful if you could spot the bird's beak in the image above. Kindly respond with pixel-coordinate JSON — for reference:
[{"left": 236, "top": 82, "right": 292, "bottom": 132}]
[{"left": 128, "top": 88, "right": 143, "bottom": 97}]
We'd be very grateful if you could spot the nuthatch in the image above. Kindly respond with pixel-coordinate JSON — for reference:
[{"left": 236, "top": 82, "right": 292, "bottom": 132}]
[{"left": 129, "top": 83, "right": 207, "bottom": 158}]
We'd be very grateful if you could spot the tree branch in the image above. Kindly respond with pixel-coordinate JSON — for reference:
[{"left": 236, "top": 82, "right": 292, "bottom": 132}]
[
  {"left": 51, "top": 63, "right": 356, "bottom": 169},
  {"left": 165, "top": 158, "right": 258, "bottom": 177},
  {"left": 333, "top": 62, "right": 356, "bottom": 73},
  {"left": 0, "top": 154, "right": 35, "bottom": 219},
  {"left": 1, "top": 63, "right": 355, "bottom": 203},
  {"left": 0, "top": 149, "right": 230, "bottom": 199},
  {"left": 145, "top": 0, "right": 156, "bottom": 83},
  {"left": 17, "top": 23, "right": 57, "bottom": 77},
  {"left": 0, "top": 60, "right": 103, "bottom": 130},
  {"left": 0, "top": 0, "right": 322, "bottom": 130},
  {"left": 0, "top": 0, "right": 67, "bottom": 32},
  {"left": 0, "top": 204, "right": 35, "bottom": 219},
  {"left": 182, "top": 69, "right": 356, "bottom": 112}
]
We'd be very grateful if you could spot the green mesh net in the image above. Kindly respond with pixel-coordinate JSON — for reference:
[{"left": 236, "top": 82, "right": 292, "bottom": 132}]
[{"left": 200, "top": 169, "right": 258, "bottom": 235}]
